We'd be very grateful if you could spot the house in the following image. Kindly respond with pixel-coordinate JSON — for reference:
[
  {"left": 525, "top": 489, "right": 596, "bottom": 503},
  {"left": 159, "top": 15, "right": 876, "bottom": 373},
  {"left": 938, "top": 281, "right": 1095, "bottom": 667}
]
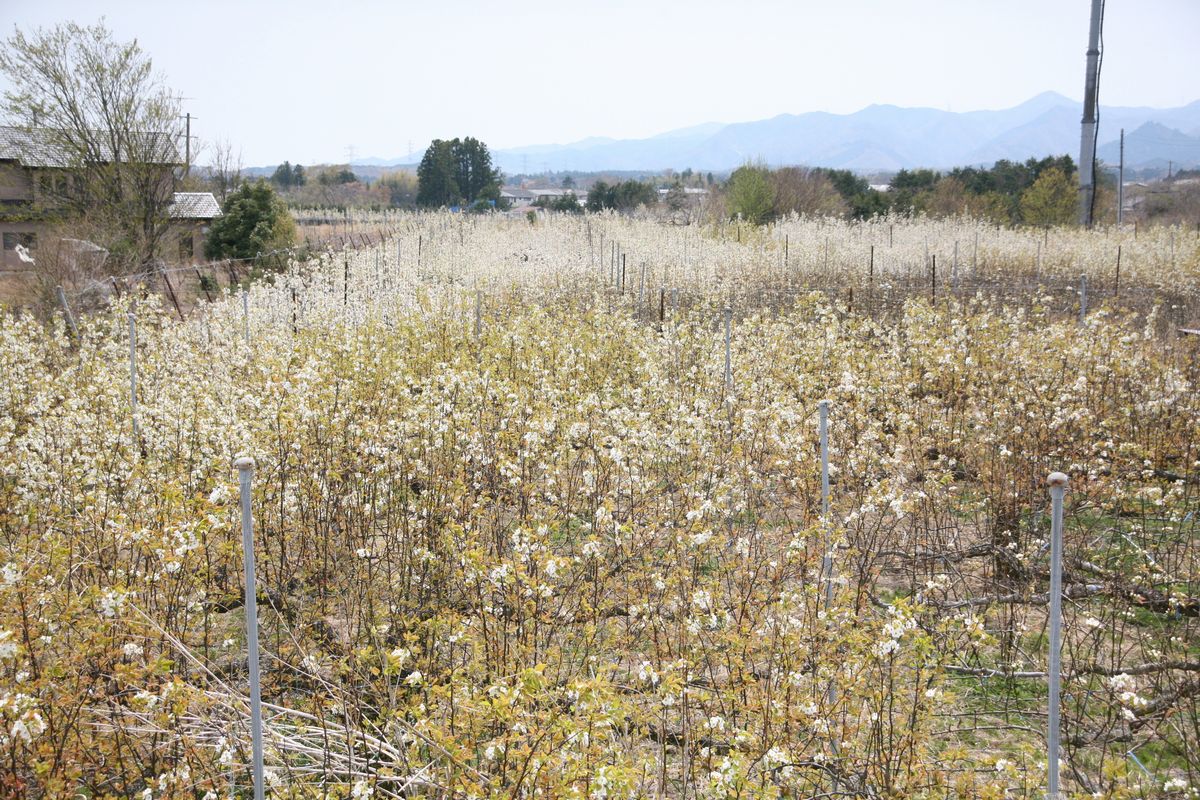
[
  {"left": 168, "top": 192, "right": 222, "bottom": 262},
  {"left": 500, "top": 187, "right": 536, "bottom": 208},
  {"left": 527, "top": 188, "right": 583, "bottom": 202},
  {"left": 0, "top": 125, "right": 181, "bottom": 271},
  {"left": 0, "top": 126, "right": 65, "bottom": 270}
]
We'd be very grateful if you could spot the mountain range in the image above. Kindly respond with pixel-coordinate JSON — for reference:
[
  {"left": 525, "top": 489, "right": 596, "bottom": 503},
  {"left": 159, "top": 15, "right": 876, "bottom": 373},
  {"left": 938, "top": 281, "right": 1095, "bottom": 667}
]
[{"left": 345, "top": 91, "right": 1200, "bottom": 176}]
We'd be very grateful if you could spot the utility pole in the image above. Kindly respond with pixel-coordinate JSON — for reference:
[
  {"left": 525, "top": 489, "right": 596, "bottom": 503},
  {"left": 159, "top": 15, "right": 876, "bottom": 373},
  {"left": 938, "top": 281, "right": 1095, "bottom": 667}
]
[
  {"left": 1117, "top": 128, "right": 1124, "bottom": 226},
  {"left": 174, "top": 97, "right": 195, "bottom": 178},
  {"left": 1077, "top": 0, "right": 1103, "bottom": 227}
]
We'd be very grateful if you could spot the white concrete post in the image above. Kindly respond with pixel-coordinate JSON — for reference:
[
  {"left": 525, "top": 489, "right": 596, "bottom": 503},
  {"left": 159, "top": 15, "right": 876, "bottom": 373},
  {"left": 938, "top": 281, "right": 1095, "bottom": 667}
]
[
  {"left": 723, "top": 305, "right": 733, "bottom": 392},
  {"left": 235, "top": 457, "right": 264, "bottom": 800},
  {"left": 820, "top": 400, "right": 833, "bottom": 606},
  {"left": 474, "top": 290, "right": 482, "bottom": 339},
  {"left": 128, "top": 313, "right": 140, "bottom": 441},
  {"left": 242, "top": 290, "right": 250, "bottom": 346},
  {"left": 1047, "top": 471, "right": 1068, "bottom": 800}
]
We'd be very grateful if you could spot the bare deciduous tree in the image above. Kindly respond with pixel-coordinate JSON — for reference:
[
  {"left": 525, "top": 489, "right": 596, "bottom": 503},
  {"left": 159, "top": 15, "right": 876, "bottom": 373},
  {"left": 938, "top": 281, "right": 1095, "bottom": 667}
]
[
  {"left": 0, "top": 20, "right": 183, "bottom": 270},
  {"left": 771, "top": 166, "right": 848, "bottom": 218},
  {"left": 206, "top": 137, "right": 244, "bottom": 205}
]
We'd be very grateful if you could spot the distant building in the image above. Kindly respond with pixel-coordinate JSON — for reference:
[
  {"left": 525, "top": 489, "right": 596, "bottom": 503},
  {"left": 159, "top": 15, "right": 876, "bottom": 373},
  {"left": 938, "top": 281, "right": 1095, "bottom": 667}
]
[
  {"left": 502, "top": 187, "right": 588, "bottom": 208},
  {"left": 500, "top": 187, "right": 536, "bottom": 208},
  {"left": 168, "top": 192, "right": 222, "bottom": 263},
  {"left": 527, "top": 188, "right": 584, "bottom": 202}
]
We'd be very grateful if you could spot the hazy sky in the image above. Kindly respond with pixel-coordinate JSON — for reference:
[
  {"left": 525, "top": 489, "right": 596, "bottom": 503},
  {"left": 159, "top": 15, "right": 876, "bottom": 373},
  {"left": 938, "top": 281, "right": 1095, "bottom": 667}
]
[{"left": 3, "top": 0, "right": 1198, "bottom": 166}]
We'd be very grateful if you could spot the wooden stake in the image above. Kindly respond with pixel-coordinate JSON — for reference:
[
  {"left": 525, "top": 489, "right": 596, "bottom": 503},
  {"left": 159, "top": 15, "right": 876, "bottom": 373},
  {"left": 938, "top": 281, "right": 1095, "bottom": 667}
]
[
  {"left": 1115, "top": 245, "right": 1121, "bottom": 299},
  {"left": 194, "top": 268, "right": 214, "bottom": 303},
  {"left": 159, "top": 266, "right": 185, "bottom": 320}
]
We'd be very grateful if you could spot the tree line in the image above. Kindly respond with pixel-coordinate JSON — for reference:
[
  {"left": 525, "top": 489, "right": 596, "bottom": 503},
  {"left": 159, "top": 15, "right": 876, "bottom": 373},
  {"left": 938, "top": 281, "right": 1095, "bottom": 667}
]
[{"left": 725, "top": 156, "right": 1107, "bottom": 227}]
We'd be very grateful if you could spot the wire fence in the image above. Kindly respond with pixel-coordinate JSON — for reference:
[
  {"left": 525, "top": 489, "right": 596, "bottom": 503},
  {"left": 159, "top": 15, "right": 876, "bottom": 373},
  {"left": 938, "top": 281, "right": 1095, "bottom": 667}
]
[{"left": 39, "top": 221, "right": 1200, "bottom": 342}]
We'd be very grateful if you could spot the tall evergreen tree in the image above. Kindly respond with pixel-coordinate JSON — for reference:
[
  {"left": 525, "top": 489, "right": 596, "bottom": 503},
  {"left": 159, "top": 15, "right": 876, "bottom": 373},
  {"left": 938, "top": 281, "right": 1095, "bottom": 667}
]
[
  {"left": 454, "top": 137, "right": 502, "bottom": 204},
  {"left": 271, "top": 161, "right": 295, "bottom": 189},
  {"left": 417, "top": 138, "right": 501, "bottom": 208}
]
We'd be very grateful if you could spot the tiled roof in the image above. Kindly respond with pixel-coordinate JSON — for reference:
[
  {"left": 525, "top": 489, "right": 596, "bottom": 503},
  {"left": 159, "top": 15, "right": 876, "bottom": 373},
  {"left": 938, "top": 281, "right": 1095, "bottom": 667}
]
[
  {"left": 169, "top": 192, "right": 221, "bottom": 219},
  {"left": 0, "top": 125, "right": 180, "bottom": 168},
  {"left": 0, "top": 126, "right": 68, "bottom": 167}
]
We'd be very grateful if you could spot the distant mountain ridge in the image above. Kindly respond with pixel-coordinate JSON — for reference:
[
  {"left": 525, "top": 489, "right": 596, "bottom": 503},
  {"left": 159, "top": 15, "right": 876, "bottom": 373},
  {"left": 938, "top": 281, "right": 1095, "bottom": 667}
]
[
  {"left": 260, "top": 92, "right": 1200, "bottom": 176},
  {"left": 482, "top": 92, "right": 1200, "bottom": 174},
  {"left": 1096, "top": 121, "right": 1200, "bottom": 170}
]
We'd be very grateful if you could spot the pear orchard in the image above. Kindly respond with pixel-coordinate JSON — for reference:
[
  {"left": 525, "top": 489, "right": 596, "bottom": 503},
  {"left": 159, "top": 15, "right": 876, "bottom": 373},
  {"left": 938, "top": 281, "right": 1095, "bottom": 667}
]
[{"left": 0, "top": 211, "right": 1197, "bottom": 798}]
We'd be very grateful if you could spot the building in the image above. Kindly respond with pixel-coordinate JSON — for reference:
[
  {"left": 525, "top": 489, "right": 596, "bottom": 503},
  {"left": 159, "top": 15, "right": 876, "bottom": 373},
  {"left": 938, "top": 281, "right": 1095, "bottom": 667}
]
[
  {"left": 168, "top": 192, "right": 222, "bottom": 263},
  {"left": 527, "top": 188, "right": 584, "bottom": 203},
  {"left": 0, "top": 125, "right": 182, "bottom": 271},
  {"left": 500, "top": 187, "right": 536, "bottom": 208},
  {"left": 0, "top": 126, "right": 64, "bottom": 270}
]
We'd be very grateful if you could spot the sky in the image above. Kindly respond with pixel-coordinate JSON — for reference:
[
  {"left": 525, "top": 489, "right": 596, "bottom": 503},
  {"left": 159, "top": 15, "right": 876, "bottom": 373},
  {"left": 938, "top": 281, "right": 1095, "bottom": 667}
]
[{"left": 2, "top": 0, "right": 1198, "bottom": 167}]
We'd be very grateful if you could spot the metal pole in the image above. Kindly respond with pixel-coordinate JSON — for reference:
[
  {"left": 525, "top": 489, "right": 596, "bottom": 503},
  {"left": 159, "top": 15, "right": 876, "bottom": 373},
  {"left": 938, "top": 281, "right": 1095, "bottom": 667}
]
[
  {"left": 474, "top": 290, "right": 482, "bottom": 339},
  {"left": 56, "top": 285, "right": 79, "bottom": 341},
  {"left": 819, "top": 398, "right": 840, "bottom": 778},
  {"left": 869, "top": 246, "right": 874, "bottom": 306},
  {"left": 1115, "top": 246, "right": 1121, "bottom": 299},
  {"left": 235, "top": 456, "right": 265, "bottom": 800},
  {"left": 1079, "top": 275, "right": 1088, "bottom": 322},
  {"left": 723, "top": 305, "right": 732, "bottom": 392},
  {"left": 1047, "top": 471, "right": 1068, "bottom": 800},
  {"left": 128, "top": 313, "right": 140, "bottom": 441},
  {"left": 240, "top": 291, "right": 249, "bottom": 347},
  {"left": 819, "top": 400, "right": 833, "bottom": 607},
  {"left": 1117, "top": 129, "right": 1125, "bottom": 226},
  {"left": 952, "top": 240, "right": 959, "bottom": 292},
  {"left": 1078, "top": 0, "right": 1103, "bottom": 226}
]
